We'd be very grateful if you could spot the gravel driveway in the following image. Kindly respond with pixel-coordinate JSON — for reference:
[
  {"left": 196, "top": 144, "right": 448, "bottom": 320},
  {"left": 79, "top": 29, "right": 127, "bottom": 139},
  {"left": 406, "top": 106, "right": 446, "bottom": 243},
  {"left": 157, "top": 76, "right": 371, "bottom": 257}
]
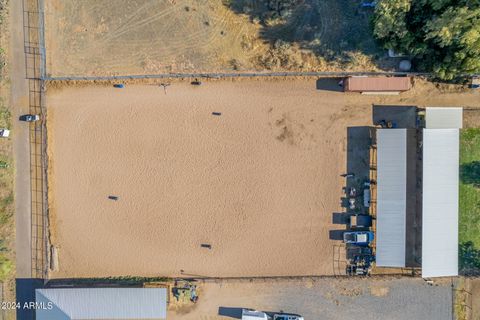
[{"left": 168, "top": 277, "right": 453, "bottom": 320}]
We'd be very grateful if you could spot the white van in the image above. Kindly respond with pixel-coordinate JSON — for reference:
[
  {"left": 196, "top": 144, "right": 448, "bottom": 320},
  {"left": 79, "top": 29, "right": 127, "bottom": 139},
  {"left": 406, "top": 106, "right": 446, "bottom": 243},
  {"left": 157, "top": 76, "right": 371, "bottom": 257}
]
[{"left": 242, "top": 309, "right": 269, "bottom": 320}]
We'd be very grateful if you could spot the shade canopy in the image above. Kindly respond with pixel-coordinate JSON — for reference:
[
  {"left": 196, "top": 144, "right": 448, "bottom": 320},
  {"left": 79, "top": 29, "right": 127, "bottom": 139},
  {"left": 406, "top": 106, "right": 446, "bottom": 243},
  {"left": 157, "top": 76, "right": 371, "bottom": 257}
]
[{"left": 376, "top": 129, "right": 408, "bottom": 267}]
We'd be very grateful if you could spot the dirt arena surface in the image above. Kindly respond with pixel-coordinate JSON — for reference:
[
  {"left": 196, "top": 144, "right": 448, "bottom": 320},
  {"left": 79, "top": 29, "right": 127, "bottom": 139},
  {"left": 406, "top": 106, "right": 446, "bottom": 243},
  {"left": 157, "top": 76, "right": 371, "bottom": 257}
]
[
  {"left": 46, "top": 79, "right": 480, "bottom": 278},
  {"left": 47, "top": 79, "right": 356, "bottom": 278}
]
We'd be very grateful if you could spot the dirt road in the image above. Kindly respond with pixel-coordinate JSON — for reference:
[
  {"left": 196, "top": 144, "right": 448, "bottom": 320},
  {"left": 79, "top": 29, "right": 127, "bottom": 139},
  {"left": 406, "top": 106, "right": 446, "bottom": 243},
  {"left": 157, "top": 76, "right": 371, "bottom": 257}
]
[{"left": 10, "top": 0, "right": 33, "bottom": 279}]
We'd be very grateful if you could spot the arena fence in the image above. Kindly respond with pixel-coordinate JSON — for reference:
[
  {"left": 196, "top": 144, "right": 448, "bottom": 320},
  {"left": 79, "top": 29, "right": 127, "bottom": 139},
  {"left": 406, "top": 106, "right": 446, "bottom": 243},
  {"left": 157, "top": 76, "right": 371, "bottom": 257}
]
[{"left": 23, "top": 0, "right": 49, "bottom": 281}]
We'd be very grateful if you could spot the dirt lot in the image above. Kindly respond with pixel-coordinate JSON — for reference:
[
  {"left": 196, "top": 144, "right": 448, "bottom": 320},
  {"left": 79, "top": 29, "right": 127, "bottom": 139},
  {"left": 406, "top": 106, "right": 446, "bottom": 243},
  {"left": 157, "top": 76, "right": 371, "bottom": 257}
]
[
  {"left": 44, "top": 0, "right": 381, "bottom": 77},
  {"left": 46, "top": 79, "right": 480, "bottom": 278},
  {"left": 167, "top": 277, "right": 453, "bottom": 320}
]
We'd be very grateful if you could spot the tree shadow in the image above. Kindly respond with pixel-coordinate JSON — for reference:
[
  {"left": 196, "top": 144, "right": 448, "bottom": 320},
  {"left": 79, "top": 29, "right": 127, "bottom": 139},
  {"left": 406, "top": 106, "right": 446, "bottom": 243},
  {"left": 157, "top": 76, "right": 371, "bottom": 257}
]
[
  {"left": 460, "top": 161, "right": 480, "bottom": 187},
  {"left": 459, "top": 241, "right": 480, "bottom": 276},
  {"left": 226, "top": 0, "right": 386, "bottom": 67}
]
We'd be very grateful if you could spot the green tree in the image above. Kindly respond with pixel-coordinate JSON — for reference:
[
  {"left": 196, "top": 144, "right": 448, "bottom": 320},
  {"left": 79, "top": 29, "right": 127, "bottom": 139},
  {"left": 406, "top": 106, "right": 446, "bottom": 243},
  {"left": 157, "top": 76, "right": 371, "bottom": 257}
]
[
  {"left": 372, "top": 0, "right": 412, "bottom": 49},
  {"left": 373, "top": 0, "right": 480, "bottom": 80}
]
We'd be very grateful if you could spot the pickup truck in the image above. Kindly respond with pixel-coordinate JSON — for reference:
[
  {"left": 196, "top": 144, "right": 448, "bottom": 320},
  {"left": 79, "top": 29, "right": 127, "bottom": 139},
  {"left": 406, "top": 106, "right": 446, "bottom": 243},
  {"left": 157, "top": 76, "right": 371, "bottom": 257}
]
[
  {"left": 242, "top": 309, "right": 304, "bottom": 320},
  {"left": 343, "top": 231, "right": 374, "bottom": 246}
]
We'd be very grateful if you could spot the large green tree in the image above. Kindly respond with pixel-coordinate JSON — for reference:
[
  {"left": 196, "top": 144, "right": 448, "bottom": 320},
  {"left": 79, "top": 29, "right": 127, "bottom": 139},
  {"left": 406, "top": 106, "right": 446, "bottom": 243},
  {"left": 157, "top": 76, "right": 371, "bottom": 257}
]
[{"left": 373, "top": 0, "right": 480, "bottom": 80}]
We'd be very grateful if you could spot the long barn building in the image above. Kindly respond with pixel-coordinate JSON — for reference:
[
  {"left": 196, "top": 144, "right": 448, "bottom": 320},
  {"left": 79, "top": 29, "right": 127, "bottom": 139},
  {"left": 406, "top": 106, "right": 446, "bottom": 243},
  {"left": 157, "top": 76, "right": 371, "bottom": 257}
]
[{"left": 375, "top": 107, "right": 462, "bottom": 278}]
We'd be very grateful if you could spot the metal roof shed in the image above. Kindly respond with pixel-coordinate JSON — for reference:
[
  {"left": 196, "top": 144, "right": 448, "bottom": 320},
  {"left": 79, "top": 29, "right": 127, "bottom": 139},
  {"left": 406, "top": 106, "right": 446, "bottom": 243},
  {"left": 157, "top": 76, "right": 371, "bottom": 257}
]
[
  {"left": 344, "top": 76, "right": 412, "bottom": 92},
  {"left": 426, "top": 107, "right": 463, "bottom": 129},
  {"left": 422, "top": 129, "right": 459, "bottom": 278},
  {"left": 376, "top": 129, "right": 408, "bottom": 267},
  {"left": 35, "top": 288, "right": 167, "bottom": 320}
]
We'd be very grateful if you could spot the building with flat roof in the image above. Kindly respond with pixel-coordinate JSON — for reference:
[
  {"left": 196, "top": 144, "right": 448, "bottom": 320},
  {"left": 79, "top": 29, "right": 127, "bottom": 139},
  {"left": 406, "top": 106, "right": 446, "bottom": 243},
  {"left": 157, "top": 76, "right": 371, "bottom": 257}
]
[
  {"left": 422, "top": 129, "right": 459, "bottom": 278},
  {"left": 35, "top": 288, "right": 167, "bottom": 320},
  {"left": 376, "top": 129, "right": 417, "bottom": 267},
  {"left": 344, "top": 77, "right": 412, "bottom": 93},
  {"left": 425, "top": 107, "right": 463, "bottom": 129}
]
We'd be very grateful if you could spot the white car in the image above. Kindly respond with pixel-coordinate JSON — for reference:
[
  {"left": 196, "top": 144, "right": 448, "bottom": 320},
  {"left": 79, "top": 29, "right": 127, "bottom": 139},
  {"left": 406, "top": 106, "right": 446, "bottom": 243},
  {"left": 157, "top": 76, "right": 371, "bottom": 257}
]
[
  {"left": 0, "top": 129, "right": 9, "bottom": 137},
  {"left": 19, "top": 114, "right": 40, "bottom": 122}
]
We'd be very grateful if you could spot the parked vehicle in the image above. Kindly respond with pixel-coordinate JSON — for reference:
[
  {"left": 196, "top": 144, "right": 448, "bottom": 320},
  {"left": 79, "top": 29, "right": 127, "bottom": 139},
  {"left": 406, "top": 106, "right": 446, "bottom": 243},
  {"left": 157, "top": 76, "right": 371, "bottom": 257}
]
[
  {"left": 349, "top": 214, "right": 372, "bottom": 229},
  {"left": 19, "top": 114, "right": 40, "bottom": 122},
  {"left": 273, "top": 313, "right": 304, "bottom": 320},
  {"left": 113, "top": 84, "right": 124, "bottom": 88},
  {"left": 471, "top": 76, "right": 480, "bottom": 89},
  {"left": 346, "top": 264, "right": 369, "bottom": 276},
  {"left": 0, "top": 129, "right": 10, "bottom": 137},
  {"left": 343, "top": 231, "right": 374, "bottom": 245},
  {"left": 242, "top": 309, "right": 268, "bottom": 320}
]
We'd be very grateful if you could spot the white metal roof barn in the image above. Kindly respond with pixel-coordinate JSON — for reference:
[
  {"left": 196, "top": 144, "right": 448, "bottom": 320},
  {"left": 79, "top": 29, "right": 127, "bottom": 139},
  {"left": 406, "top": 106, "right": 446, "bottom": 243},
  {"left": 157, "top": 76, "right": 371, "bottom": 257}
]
[
  {"left": 422, "top": 128, "right": 460, "bottom": 278},
  {"left": 376, "top": 129, "right": 408, "bottom": 267},
  {"left": 421, "top": 107, "right": 462, "bottom": 278},
  {"left": 35, "top": 288, "right": 167, "bottom": 320}
]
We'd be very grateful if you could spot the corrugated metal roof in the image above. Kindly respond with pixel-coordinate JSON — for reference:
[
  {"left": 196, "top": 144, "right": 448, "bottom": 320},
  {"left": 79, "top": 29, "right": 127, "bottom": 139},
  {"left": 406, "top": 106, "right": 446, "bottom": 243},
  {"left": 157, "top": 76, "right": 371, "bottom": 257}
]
[
  {"left": 35, "top": 288, "right": 167, "bottom": 320},
  {"left": 422, "top": 129, "right": 459, "bottom": 278},
  {"left": 376, "top": 129, "right": 407, "bottom": 267},
  {"left": 426, "top": 108, "right": 463, "bottom": 129},
  {"left": 345, "top": 77, "right": 412, "bottom": 92}
]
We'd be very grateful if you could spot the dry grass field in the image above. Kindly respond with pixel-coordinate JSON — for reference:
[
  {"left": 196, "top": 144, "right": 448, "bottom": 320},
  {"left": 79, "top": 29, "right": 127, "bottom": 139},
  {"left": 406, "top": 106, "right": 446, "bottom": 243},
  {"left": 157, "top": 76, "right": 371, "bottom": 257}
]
[
  {"left": 45, "top": 0, "right": 261, "bottom": 76},
  {"left": 46, "top": 78, "right": 480, "bottom": 278},
  {"left": 44, "top": 0, "right": 383, "bottom": 77}
]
